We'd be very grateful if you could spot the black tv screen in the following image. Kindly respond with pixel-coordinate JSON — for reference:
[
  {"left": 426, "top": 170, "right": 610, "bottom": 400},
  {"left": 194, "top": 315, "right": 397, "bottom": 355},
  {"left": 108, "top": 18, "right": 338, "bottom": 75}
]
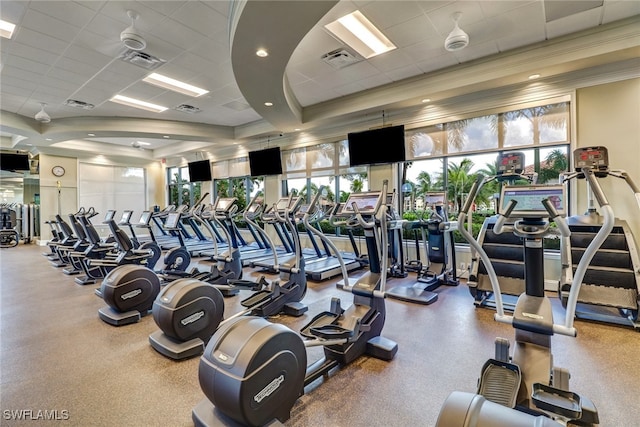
[
  {"left": 0, "top": 153, "right": 30, "bottom": 171},
  {"left": 249, "top": 147, "right": 282, "bottom": 176},
  {"left": 187, "top": 160, "right": 212, "bottom": 182},
  {"left": 348, "top": 125, "right": 406, "bottom": 166}
]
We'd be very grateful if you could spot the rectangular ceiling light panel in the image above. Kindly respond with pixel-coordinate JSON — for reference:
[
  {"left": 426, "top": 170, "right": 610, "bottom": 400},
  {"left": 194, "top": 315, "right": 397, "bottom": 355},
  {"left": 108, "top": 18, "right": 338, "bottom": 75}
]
[
  {"left": 324, "top": 10, "right": 396, "bottom": 59},
  {"left": 109, "top": 95, "right": 168, "bottom": 113},
  {"left": 143, "top": 73, "right": 209, "bottom": 97},
  {"left": 0, "top": 19, "right": 16, "bottom": 39}
]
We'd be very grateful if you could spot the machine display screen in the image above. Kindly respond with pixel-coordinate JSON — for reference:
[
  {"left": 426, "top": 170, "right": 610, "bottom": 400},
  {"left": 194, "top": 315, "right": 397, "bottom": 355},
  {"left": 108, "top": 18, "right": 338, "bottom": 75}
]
[
  {"left": 499, "top": 185, "right": 565, "bottom": 217},
  {"left": 424, "top": 192, "right": 446, "bottom": 206},
  {"left": 139, "top": 211, "right": 152, "bottom": 224},
  {"left": 342, "top": 192, "right": 381, "bottom": 214},
  {"left": 164, "top": 212, "right": 181, "bottom": 228},
  {"left": 216, "top": 198, "right": 236, "bottom": 212}
]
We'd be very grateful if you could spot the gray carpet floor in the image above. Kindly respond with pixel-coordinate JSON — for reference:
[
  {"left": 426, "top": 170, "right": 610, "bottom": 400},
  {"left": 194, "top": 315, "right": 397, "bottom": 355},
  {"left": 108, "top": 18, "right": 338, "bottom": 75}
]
[{"left": 1, "top": 243, "right": 638, "bottom": 426}]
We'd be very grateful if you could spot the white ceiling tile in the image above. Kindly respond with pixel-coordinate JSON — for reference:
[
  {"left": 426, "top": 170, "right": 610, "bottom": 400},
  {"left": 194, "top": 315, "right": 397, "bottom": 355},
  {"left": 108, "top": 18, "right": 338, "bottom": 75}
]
[
  {"left": 28, "top": 1, "right": 96, "bottom": 28},
  {"left": 478, "top": 0, "right": 539, "bottom": 18},
  {"left": 426, "top": 2, "right": 487, "bottom": 36},
  {"left": 384, "top": 63, "right": 424, "bottom": 82},
  {"left": 415, "top": 53, "right": 459, "bottom": 74},
  {"left": 545, "top": 8, "right": 603, "bottom": 39},
  {"left": 368, "top": 48, "right": 415, "bottom": 72},
  {"left": 292, "top": 79, "right": 335, "bottom": 106},
  {"left": 64, "top": 44, "right": 114, "bottom": 68},
  {"left": 170, "top": 1, "right": 227, "bottom": 38},
  {"left": 384, "top": 15, "right": 440, "bottom": 48},
  {"left": 357, "top": 72, "right": 394, "bottom": 90},
  {"left": 4, "top": 55, "right": 50, "bottom": 76},
  {"left": 139, "top": 1, "right": 188, "bottom": 17},
  {"left": 3, "top": 41, "right": 59, "bottom": 66},
  {"left": 360, "top": 1, "right": 425, "bottom": 30},
  {"left": 333, "top": 81, "right": 366, "bottom": 97},
  {"left": 452, "top": 39, "right": 500, "bottom": 62},
  {"left": 13, "top": 28, "right": 69, "bottom": 55},
  {"left": 20, "top": 9, "right": 82, "bottom": 43},
  {"left": 0, "top": 1, "right": 28, "bottom": 23},
  {"left": 72, "top": 1, "right": 108, "bottom": 12}
]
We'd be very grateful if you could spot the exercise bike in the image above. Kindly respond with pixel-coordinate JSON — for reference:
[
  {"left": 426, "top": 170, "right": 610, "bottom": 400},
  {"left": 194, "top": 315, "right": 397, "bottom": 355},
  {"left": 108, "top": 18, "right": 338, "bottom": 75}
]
[
  {"left": 436, "top": 168, "right": 610, "bottom": 426},
  {"left": 191, "top": 181, "right": 398, "bottom": 427}
]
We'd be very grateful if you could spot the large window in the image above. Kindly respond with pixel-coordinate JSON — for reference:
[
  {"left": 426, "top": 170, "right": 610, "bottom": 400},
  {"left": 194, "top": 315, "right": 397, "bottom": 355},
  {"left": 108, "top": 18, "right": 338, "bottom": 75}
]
[
  {"left": 402, "top": 100, "right": 570, "bottom": 242},
  {"left": 167, "top": 166, "right": 202, "bottom": 208}
]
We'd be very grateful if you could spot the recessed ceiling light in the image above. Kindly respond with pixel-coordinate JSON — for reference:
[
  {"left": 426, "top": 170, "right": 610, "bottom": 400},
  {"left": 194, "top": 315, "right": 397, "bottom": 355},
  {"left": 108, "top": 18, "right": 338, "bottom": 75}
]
[
  {"left": 163, "top": 135, "right": 170, "bottom": 139},
  {"left": 0, "top": 19, "right": 16, "bottom": 39},
  {"left": 88, "top": 133, "right": 95, "bottom": 137},
  {"left": 109, "top": 94, "right": 168, "bottom": 113},
  {"left": 45, "top": 138, "right": 52, "bottom": 141},
  {"left": 256, "top": 49, "right": 268, "bottom": 57},
  {"left": 528, "top": 73, "right": 541, "bottom": 80},
  {"left": 135, "top": 141, "right": 151, "bottom": 146},
  {"left": 421, "top": 98, "right": 431, "bottom": 103},
  {"left": 294, "top": 128, "right": 301, "bottom": 131},
  {"left": 143, "top": 73, "right": 209, "bottom": 97},
  {"left": 325, "top": 10, "right": 396, "bottom": 59},
  {"left": 264, "top": 102, "right": 273, "bottom": 107}
]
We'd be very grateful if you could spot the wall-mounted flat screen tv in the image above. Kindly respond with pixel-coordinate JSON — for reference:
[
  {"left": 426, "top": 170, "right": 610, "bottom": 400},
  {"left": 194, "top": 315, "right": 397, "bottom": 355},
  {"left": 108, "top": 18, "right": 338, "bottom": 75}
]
[
  {"left": 347, "top": 125, "right": 406, "bottom": 167},
  {"left": 249, "top": 147, "right": 283, "bottom": 176},
  {"left": 0, "top": 153, "right": 30, "bottom": 171},
  {"left": 187, "top": 160, "right": 212, "bottom": 182}
]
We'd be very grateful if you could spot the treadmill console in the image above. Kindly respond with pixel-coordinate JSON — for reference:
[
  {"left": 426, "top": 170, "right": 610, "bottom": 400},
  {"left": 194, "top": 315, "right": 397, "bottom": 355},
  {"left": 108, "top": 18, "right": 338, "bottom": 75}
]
[
  {"left": 138, "top": 211, "right": 152, "bottom": 225},
  {"left": 164, "top": 212, "right": 181, "bottom": 229}
]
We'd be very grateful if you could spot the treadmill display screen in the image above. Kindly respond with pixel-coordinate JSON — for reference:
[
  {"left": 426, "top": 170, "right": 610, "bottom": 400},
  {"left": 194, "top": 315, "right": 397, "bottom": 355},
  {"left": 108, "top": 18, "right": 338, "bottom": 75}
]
[
  {"left": 164, "top": 212, "right": 181, "bottom": 228},
  {"left": 499, "top": 185, "right": 565, "bottom": 218},
  {"left": 216, "top": 198, "right": 236, "bottom": 212}
]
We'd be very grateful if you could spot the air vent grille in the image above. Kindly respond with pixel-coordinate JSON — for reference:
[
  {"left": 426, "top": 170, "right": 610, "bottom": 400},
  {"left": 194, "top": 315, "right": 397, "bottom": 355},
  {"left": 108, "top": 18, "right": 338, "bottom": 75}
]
[
  {"left": 321, "top": 48, "right": 362, "bottom": 69},
  {"left": 175, "top": 104, "right": 201, "bottom": 114},
  {"left": 64, "top": 99, "right": 95, "bottom": 110},
  {"left": 119, "top": 49, "right": 166, "bottom": 70}
]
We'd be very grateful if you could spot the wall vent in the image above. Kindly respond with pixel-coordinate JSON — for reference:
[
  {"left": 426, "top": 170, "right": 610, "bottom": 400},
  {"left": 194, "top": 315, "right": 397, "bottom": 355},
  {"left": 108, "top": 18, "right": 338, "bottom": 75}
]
[
  {"left": 321, "top": 48, "right": 362, "bottom": 69},
  {"left": 119, "top": 49, "right": 166, "bottom": 70}
]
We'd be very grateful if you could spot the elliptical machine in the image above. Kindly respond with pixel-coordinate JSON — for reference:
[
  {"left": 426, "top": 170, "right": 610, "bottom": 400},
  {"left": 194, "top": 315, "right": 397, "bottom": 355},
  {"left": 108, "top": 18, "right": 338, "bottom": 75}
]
[
  {"left": 387, "top": 192, "right": 459, "bottom": 305},
  {"left": 192, "top": 181, "right": 398, "bottom": 427},
  {"left": 436, "top": 166, "right": 611, "bottom": 426}
]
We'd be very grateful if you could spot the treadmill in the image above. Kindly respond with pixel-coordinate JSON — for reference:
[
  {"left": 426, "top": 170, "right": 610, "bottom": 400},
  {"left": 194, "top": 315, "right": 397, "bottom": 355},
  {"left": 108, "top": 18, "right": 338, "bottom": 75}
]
[{"left": 303, "top": 197, "right": 364, "bottom": 281}]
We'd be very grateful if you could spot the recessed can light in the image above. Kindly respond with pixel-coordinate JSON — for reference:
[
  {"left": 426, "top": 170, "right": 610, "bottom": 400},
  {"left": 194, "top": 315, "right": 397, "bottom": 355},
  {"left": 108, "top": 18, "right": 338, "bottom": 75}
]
[
  {"left": 264, "top": 102, "right": 273, "bottom": 107},
  {"left": 256, "top": 49, "right": 268, "bottom": 57},
  {"left": 421, "top": 98, "right": 431, "bottom": 103},
  {"left": 528, "top": 73, "right": 541, "bottom": 80}
]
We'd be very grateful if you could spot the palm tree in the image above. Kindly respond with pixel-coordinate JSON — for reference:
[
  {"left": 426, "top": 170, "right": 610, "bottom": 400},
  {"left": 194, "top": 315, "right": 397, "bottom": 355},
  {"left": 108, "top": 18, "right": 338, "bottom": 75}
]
[
  {"left": 446, "top": 158, "right": 475, "bottom": 213},
  {"left": 538, "top": 149, "right": 569, "bottom": 184}
]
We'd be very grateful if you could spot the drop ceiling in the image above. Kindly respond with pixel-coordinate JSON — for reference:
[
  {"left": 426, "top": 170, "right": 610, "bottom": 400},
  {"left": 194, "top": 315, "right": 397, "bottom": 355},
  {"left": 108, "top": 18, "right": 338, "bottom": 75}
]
[{"left": 0, "top": 0, "right": 638, "bottom": 163}]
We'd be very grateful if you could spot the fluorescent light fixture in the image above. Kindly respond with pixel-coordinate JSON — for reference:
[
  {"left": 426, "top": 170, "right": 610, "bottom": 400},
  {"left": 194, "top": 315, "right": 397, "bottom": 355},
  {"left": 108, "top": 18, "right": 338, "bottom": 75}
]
[
  {"left": 325, "top": 10, "right": 396, "bottom": 59},
  {"left": 0, "top": 19, "right": 16, "bottom": 39},
  {"left": 142, "top": 73, "right": 209, "bottom": 97},
  {"left": 109, "top": 94, "right": 168, "bottom": 113}
]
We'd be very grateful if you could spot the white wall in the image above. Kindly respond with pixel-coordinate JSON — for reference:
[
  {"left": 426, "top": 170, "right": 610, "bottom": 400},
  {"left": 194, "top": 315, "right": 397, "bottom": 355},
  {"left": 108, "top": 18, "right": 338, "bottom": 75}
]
[{"left": 575, "top": 78, "right": 640, "bottom": 240}]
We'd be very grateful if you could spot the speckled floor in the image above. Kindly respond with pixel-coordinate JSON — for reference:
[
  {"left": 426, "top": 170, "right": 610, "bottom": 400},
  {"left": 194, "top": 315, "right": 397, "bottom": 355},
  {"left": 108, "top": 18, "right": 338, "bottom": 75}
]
[{"left": 1, "top": 243, "right": 637, "bottom": 426}]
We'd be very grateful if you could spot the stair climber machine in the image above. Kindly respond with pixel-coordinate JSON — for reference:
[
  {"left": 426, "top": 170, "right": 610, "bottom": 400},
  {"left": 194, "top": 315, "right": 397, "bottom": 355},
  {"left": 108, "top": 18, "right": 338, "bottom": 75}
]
[
  {"left": 558, "top": 146, "right": 640, "bottom": 329},
  {"left": 387, "top": 191, "right": 459, "bottom": 305},
  {"left": 468, "top": 152, "right": 538, "bottom": 310},
  {"left": 191, "top": 181, "right": 398, "bottom": 427},
  {"left": 436, "top": 172, "right": 611, "bottom": 426}
]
